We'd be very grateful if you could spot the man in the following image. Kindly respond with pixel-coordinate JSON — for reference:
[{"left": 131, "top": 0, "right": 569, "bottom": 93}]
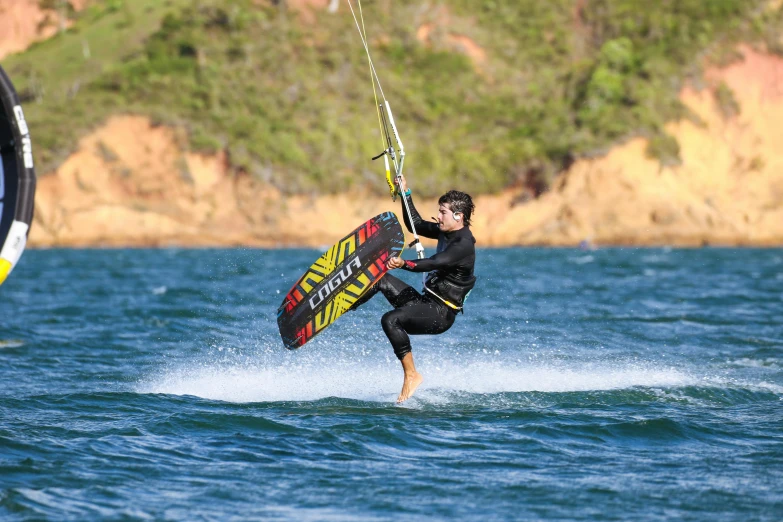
[{"left": 351, "top": 175, "right": 476, "bottom": 403}]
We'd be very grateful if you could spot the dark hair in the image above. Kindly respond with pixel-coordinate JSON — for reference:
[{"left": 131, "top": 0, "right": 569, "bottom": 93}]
[{"left": 438, "top": 190, "right": 475, "bottom": 226}]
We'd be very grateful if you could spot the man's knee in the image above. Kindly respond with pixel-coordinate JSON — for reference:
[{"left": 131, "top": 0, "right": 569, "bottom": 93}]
[
  {"left": 380, "top": 309, "right": 398, "bottom": 333},
  {"left": 381, "top": 310, "right": 411, "bottom": 360}
]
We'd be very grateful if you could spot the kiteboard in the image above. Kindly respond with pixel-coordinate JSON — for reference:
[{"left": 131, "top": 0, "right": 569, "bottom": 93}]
[
  {"left": 277, "top": 211, "right": 405, "bottom": 350},
  {"left": 0, "top": 65, "right": 36, "bottom": 286}
]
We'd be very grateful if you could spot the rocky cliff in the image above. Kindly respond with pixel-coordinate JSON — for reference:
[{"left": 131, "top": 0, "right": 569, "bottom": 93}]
[{"left": 27, "top": 46, "right": 783, "bottom": 247}]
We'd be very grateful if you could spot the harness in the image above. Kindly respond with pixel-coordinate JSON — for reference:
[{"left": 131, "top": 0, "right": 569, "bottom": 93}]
[{"left": 423, "top": 286, "right": 463, "bottom": 312}]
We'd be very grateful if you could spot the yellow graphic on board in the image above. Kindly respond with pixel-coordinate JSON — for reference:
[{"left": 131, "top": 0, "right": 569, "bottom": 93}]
[
  {"left": 299, "top": 236, "right": 357, "bottom": 297},
  {"left": 0, "top": 259, "right": 11, "bottom": 284},
  {"left": 313, "top": 271, "right": 374, "bottom": 333}
]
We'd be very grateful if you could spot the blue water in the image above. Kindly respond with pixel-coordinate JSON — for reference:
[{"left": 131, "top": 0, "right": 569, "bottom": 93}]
[{"left": 1, "top": 248, "right": 781, "bottom": 520}]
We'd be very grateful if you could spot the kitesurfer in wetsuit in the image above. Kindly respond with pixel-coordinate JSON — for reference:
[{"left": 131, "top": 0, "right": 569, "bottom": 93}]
[{"left": 350, "top": 175, "right": 476, "bottom": 403}]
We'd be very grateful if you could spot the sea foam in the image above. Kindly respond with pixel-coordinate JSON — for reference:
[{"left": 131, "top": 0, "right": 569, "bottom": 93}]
[{"left": 137, "top": 351, "right": 699, "bottom": 404}]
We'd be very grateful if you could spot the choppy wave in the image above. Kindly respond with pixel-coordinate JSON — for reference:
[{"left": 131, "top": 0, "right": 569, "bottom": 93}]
[{"left": 3, "top": 248, "right": 783, "bottom": 521}]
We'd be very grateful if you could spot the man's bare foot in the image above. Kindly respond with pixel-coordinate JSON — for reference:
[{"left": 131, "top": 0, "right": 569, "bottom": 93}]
[{"left": 397, "top": 371, "right": 423, "bottom": 403}]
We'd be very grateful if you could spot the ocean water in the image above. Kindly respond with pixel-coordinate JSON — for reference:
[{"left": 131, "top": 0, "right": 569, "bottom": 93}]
[{"left": 1, "top": 247, "right": 781, "bottom": 521}]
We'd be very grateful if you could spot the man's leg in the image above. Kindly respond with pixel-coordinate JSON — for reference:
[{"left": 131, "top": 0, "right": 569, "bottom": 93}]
[
  {"left": 349, "top": 274, "right": 418, "bottom": 310},
  {"left": 381, "top": 302, "right": 455, "bottom": 402},
  {"left": 397, "top": 352, "right": 423, "bottom": 404}
]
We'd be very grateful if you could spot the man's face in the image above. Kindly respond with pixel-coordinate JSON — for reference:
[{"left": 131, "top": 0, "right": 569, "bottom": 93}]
[{"left": 437, "top": 203, "right": 462, "bottom": 232}]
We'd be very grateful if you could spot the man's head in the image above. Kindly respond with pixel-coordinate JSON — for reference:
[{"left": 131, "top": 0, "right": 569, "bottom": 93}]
[{"left": 436, "top": 190, "right": 475, "bottom": 231}]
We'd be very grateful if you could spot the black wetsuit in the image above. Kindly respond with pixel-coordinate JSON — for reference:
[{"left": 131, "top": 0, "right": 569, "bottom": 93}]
[{"left": 353, "top": 193, "right": 476, "bottom": 360}]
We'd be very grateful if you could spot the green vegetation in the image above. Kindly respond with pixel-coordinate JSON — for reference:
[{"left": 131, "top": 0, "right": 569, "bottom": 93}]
[{"left": 5, "top": 0, "right": 783, "bottom": 195}]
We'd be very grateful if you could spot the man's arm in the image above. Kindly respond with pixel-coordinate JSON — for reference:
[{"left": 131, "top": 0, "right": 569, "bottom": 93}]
[
  {"left": 400, "top": 193, "right": 440, "bottom": 240},
  {"left": 399, "top": 237, "right": 471, "bottom": 272},
  {"left": 395, "top": 175, "right": 440, "bottom": 239}
]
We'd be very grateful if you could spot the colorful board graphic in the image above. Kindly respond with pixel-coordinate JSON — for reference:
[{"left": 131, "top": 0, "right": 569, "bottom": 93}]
[{"left": 277, "top": 212, "right": 405, "bottom": 350}]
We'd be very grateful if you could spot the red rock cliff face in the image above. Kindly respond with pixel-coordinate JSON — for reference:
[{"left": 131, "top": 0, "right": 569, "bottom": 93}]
[
  {"left": 28, "top": 47, "right": 783, "bottom": 248},
  {"left": 497, "top": 47, "right": 783, "bottom": 247},
  {"left": 0, "top": 0, "right": 87, "bottom": 60}
]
